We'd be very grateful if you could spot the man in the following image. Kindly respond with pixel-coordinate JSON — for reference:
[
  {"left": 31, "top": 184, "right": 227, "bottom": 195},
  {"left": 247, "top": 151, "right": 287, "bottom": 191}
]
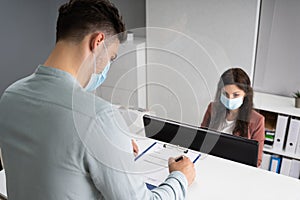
[{"left": 0, "top": 0, "right": 195, "bottom": 199}]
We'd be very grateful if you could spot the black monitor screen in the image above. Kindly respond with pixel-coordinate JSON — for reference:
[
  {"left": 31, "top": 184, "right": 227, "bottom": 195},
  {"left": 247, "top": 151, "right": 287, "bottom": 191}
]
[{"left": 143, "top": 114, "right": 259, "bottom": 167}]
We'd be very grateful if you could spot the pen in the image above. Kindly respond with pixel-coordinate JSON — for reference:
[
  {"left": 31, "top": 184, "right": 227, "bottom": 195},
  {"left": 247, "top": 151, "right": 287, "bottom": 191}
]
[{"left": 175, "top": 156, "right": 184, "bottom": 162}]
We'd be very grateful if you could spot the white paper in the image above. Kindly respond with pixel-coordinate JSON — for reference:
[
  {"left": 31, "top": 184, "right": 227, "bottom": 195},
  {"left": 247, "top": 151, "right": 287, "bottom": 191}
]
[{"left": 134, "top": 142, "right": 200, "bottom": 187}]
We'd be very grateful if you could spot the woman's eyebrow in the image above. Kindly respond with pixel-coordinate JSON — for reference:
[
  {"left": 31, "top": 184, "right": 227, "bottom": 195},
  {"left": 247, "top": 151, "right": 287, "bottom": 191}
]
[{"left": 233, "top": 91, "right": 242, "bottom": 95}]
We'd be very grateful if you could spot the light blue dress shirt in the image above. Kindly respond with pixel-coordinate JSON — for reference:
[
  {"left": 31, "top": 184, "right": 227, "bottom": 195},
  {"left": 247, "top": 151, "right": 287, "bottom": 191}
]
[{"left": 0, "top": 66, "right": 188, "bottom": 199}]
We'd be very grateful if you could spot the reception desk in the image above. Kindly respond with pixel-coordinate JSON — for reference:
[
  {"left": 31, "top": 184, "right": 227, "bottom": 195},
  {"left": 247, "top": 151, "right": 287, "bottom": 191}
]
[
  {"left": 0, "top": 138, "right": 299, "bottom": 199},
  {"left": 136, "top": 138, "right": 300, "bottom": 200}
]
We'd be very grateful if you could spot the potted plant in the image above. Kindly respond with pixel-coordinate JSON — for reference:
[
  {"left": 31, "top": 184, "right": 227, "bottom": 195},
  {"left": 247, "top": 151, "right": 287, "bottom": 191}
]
[{"left": 293, "top": 90, "right": 300, "bottom": 108}]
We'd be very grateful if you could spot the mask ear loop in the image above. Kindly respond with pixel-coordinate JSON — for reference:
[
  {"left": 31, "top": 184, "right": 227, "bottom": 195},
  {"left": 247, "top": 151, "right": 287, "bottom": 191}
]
[
  {"left": 103, "top": 41, "right": 110, "bottom": 66},
  {"left": 92, "top": 52, "right": 97, "bottom": 74},
  {"left": 93, "top": 41, "right": 109, "bottom": 74}
]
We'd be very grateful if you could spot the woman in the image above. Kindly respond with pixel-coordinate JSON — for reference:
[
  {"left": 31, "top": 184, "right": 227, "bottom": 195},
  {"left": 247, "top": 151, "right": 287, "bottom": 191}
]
[{"left": 201, "top": 68, "right": 265, "bottom": 166}]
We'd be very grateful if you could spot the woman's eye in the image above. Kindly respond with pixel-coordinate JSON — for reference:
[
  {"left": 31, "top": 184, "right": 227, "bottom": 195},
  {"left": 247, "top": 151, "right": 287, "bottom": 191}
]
[{"left": 233, "top": 94, "right": 240, "bottom": 98}]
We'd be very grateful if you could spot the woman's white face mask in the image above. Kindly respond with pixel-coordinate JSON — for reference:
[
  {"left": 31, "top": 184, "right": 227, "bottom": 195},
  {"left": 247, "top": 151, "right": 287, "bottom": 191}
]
[
  {"left": 220, "top": 84, "right": 246, "bottom": 110},
  {"left": 220, "top": 94, "right": 244, "bottom": 110}
]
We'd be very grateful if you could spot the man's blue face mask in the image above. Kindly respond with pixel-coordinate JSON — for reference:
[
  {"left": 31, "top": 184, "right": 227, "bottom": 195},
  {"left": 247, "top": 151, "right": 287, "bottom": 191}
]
[
  {"left": 220, "top": 93, "right": 244, "bottom": 110},
  {"left": 84, "top": 58, "right": 111, "bottom": 92}
]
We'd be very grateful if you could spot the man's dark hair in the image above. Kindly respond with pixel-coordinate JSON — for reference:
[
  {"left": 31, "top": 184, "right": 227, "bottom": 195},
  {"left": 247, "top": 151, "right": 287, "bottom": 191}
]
[{"left": 56, "top": 0, "right": 126, "bottom": 43}]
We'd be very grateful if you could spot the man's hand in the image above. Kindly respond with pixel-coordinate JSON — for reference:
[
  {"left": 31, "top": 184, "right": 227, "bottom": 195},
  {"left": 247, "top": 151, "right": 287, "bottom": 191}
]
[{"left": 168, "top": 156, "right": 196, "bottom": 186}]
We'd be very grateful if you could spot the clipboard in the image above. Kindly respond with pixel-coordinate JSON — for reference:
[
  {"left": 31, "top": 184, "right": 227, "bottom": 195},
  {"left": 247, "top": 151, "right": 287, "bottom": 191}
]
[{"left": 134, "top": 141, "right": 201, "bottom": 189}]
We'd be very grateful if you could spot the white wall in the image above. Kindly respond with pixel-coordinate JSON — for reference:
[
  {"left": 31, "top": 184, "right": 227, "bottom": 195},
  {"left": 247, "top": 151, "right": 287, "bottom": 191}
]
[
  {"left": 146, "top": 0, "right": 260, "bottom": 126},
  {"left": 253, "top": 0, "right": 300, "bottom": 97}
]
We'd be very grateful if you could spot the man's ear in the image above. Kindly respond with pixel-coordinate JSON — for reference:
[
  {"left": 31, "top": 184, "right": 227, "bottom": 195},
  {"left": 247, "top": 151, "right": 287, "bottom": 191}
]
[{"left": 89, "top": 32, "right": 105, "bottom": 52}]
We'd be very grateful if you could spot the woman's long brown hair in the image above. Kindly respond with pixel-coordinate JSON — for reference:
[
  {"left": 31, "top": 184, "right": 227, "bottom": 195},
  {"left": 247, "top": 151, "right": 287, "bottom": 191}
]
[{"left": 210, "top": 68, "right": 253, "bottom": 137}]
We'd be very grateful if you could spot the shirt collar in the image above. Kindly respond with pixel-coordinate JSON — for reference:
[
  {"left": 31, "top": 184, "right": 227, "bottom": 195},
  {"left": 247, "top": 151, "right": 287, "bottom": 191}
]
[{"left": 35, "top": 65, "right": 79, "bottom": 85}]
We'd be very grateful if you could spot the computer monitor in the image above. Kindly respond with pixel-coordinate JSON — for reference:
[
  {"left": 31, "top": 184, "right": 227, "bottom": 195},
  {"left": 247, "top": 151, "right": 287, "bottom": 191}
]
[{"left": 143, "top": 114, "right": 259, "bottom": 167}]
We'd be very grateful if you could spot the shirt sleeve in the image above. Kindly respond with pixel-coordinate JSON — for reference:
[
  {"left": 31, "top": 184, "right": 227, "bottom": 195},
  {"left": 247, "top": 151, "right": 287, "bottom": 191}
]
[
  {"left": 83, "top": 106, "right": 188, "bottom": 200},
  {"left": 85, "top": 151, "right": 188, "bottom": 200}
]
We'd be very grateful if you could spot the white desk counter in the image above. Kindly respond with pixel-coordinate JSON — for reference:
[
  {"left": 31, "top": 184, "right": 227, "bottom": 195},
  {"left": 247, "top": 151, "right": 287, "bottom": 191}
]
[
  {"left": 0, "top": 138, "right": 299, "bottom": 199},
  {"left": 136, "top": 138, "right": 300, "bottom": 200}
]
